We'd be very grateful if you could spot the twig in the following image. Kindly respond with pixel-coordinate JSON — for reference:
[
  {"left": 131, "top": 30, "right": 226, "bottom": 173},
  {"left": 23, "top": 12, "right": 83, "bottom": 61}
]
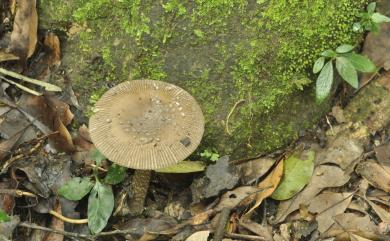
[
  {"left": 225, "top": 99, "right": 245, "bottom": 135},
  {"left": 0, "top": 75, "right": 42, "bottom": 96},
  {"left": 18, "top": 222, "right": 91, "bottom": 240},
  {"left": 0, "top": 67, "right": 62, "bottom": 92},
  {"left": 0, "top": 189, "right": 37, "bottom": 198},
  {"left": 49, "top": 210, "right": 88, "bottom": 224},
  {"left": 18, "top": 221, "right": 154, "bottom": 240},
  {"left": 225, "top": 233, "right": 265, "bottom": 241},
  {"left": 214, "top": 207, "right": 231, "bottom": 241}
]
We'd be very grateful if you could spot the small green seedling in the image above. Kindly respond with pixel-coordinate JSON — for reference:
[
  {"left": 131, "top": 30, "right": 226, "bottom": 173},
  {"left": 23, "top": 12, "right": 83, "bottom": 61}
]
[
  {"left": 353, "top": 2, "right": 390, "bottom": 33},
  {"left": 0, "top": 209, "right": 10, "bottom": 222},
  {"left": 200, "top": 149, "right": 220, "bottom": 162},
  {"left": 58, "top": 149, "right": 126, "bottom": 234},
  {"left": 313, "top": 44, "right": 376, "bottom": 102}
]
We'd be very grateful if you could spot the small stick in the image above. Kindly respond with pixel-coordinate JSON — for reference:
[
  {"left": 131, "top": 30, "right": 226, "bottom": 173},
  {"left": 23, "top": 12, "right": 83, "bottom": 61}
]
[
  {"left": 49, "top": 210, "right": 88, "bottom": 224},
  {"left": 225, "top": 99, "right": 245, "bottom": 135},
  {"left": 214, "top": 207, "right": 231, "bottom": 241},
  {"left": 0, "top": 67, "right": 62, "bottom": 92},
  {"left": 0, "top": 189, "right": 37, "bottom": 198},
  {"left": 0, "top": 75, "right": 42, "bottom": 96},
  {"left": 225, "top": 233, "right": 265, "bottom": 241}
]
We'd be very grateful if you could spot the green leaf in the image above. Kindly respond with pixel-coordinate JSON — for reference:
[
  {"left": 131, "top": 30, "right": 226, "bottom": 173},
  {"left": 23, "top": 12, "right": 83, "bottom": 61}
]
[
  {"left": 58, "top": 177, "right": 94, "bottom": 201},
  {"left": 91, "top": 149, "right": 106, "bottom": 166},
  {"left": 321, "top": 50, "right": 337, "bottom": 58},
  {"left": 353, "top": 22, "right": 363, "bottom": 33},
  {"left": 336, "top": 44, "right": 355, "bottom": 54},
  {"left": 344, "top": 53, "right": 376, "bottom": 73},
  {"left": 104, "top": 164, "right": 127, "bottom": 185},
  {"left": 156, "top": 161, "right": 206, "bottom": 173},
  {"left": 88, "top": 181, "right": 114, "bottom": 234},
  {"left": 313, "top": 57, "right": 325, "bottom": 74},
  {"left": 271, "top": 150, "right": 315, "bottom": 200},
  {"left": 194, "top": 29, "right": 204, "bottom": 38},
  {"left": 336, "top": 57, "right": 359, "bottom": 88},
  {"left": 371, "top": 13, "right": 390, "bottom": 23},
  {"left": 367, "top": 2, "right": 376, "bottom": 14},
  {"left": 210, "top": 153, "right": 220, "bottom": 162},
  {"left": 0, "top": 210, "right": 10, "bottom": 222},
  {"left": 316, "top": 61, "right": 334, "bottom": 102}
]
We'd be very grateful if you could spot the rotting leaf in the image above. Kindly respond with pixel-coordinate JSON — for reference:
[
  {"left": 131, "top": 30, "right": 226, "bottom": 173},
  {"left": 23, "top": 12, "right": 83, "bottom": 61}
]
[
  {"left": 156, "top": 161, "right": 206, "bottom": 173},
  {"left": 58, "top": 177, "right": 94, "bottom": 201},
  {"left": 88, "top": 181, "right": 114, "bottom": 234},
  {"left": 308, "top": 192, "right": 353, "bottom": 233},
  {"left": 242, "top": 159, "right": 284, "bottom": 220},
  {"left": 104, "top": 163, "right": 127, "bottom": 185},
  {"left": 272, "top": 150, "right": 315, "bottom": 200}
]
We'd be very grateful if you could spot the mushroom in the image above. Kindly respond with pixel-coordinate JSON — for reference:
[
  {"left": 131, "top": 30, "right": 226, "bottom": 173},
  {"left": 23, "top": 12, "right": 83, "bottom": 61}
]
[{"left": 89, "top": 79, "right": 204, "bottom": 215}]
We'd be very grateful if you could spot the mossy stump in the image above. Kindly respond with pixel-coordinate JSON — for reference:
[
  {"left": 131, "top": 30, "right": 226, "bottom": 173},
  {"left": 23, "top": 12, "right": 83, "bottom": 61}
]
[{"left": 38, "top": 0, "right": 368, "bottom": 158}]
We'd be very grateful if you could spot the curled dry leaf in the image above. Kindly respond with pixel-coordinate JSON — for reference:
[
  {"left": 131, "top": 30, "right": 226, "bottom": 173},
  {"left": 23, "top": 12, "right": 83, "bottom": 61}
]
[
  {"left": 274, "top": 165, "right": 350, "bottom": 223},
  {"left": 18, "top": 94, "right": 75, "bottom": 153},
  {"left": 375, "top": 143, "right": 390, "bottom": 174},
  {"left": 242, "top": 159, "right": 284, "bottom": 220},
  {"left": 308, "top": 192, "right": 354, "bottom": 233},
  {"left": 356, "top": 160, "right": 390, "bottom": 193}
]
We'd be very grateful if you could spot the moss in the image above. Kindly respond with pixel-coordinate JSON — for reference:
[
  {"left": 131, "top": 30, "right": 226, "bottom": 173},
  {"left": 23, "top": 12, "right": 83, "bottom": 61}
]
[{"left": 39, "top": 0, "right": 367, "bottom": 157}]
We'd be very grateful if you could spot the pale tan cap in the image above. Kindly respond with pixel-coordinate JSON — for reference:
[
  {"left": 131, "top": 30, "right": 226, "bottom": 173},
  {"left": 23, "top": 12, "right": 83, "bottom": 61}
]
[{"left": 89, "top": 79, "right": 205, "bottom": 170}]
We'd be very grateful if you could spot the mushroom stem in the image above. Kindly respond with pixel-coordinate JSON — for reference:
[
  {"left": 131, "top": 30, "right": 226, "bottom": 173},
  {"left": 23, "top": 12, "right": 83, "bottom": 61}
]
[{"left": 128, "top": 169, "right": 152, "bottom": 215}]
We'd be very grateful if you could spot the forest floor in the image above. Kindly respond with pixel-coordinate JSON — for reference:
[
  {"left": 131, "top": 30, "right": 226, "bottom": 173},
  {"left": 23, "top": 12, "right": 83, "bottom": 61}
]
[{"left": 0, "top": 1, "right": 390, "bottom": 241}]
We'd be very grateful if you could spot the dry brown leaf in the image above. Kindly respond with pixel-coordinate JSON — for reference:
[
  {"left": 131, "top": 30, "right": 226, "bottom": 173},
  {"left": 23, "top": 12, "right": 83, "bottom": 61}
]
[
  {"left": 43, "top": 33, "right": 61, "bottom": 67},
  {"left": 367, "top": 199, "right": 390, "bottom": 224},
  {"left": 308, "top": 192, "right": 354, "bottom": 233},
  {"left": 43, "top": 200, "right": 64, "bottom": 241},
  {"left": 356, "top": 160, "right": 390, "bottom": 193},
  {"left": 185, "top": 230, "right": 210, "bottom": 241},
  {"left": 239, "top": 221, "right": 274, "bottom": 241},
  {"left": 350, "top": 233, "right": 373, "bottom": 241},
  {"left": 242, "top": 159, "right": 284, "bottom": 220},
  {"left": 375, "top": 143, "right": 390, "bottom": 174},
  {"left": 315, "top": 134, "right": 363, "bottom": 170},
  {"left": 9, "top": 0, "right": 38, "bottom": 60},
  {"left": 274, "top": 165, "right": 350, "bottom": 223},
  {"left": 361, "top": 23, "right": 390, "bottom": 85},
  {"left": 17, "top": 94, "right": 75, "bottom": 153},
  {"left": 0, "top": 131, "right": 22, "bottom": 161},
  {"left": 238, "top": 157, "right": 276, "bottom": 184},
  {"left": 215, "top": 186, "right": 259, "bottom": 211},
  {"left": 325, "top": 213, "right": 379, "bottom": 240}
]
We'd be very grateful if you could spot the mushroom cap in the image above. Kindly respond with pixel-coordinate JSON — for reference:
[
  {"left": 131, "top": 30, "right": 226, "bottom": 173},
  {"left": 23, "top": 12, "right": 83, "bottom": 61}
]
[{"left": 89, "top": 79, "right": 205, "bottom": 170}]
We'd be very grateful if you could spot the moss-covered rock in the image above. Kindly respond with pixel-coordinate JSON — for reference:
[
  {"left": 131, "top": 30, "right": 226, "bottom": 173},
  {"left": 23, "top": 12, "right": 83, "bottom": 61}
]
[{"left": 38, "top": 0, "right": 367, "bottom": 157}]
